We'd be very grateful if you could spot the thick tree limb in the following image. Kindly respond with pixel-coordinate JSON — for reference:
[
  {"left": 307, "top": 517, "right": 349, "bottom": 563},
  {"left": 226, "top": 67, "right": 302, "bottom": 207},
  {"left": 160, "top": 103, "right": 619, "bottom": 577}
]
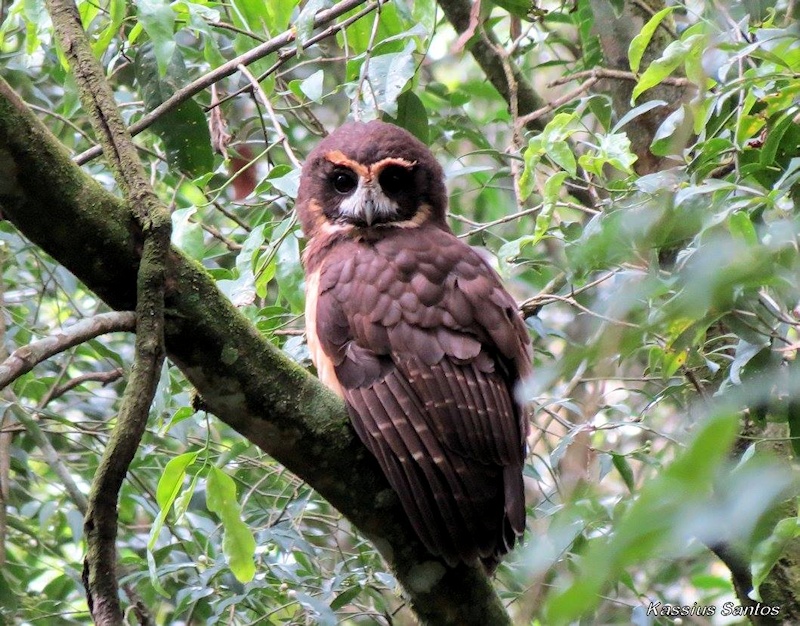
[
  {"left": 0, "top": 77, "right": 513, "bottom": 626},
  {"left": 46, "top": 0, "right": 173, "bottom": 621},
  {"left": 0, "top": 312, "right": 135, "bottom": 390}
]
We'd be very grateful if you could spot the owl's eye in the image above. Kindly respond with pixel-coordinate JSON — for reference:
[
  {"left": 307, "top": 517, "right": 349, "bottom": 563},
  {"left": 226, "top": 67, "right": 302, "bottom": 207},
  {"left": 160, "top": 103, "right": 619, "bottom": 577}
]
[
  {"left": 332, "top": 170, "right": 357, "bottom": 194},
  {"left": 379, "top": 166, "right": 411, "bottom": 195}
]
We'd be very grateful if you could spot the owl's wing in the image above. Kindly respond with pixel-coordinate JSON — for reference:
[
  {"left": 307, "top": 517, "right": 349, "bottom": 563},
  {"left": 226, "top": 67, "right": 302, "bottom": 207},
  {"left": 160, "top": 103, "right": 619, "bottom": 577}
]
[{"left": 310, "top": 226, "right": 532, "bottom": 567}]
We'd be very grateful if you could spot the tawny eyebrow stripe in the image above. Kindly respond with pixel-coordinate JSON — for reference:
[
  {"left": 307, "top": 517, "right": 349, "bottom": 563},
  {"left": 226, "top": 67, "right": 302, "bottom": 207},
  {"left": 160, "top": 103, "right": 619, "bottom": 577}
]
[{"left": 324, "top": 151, "right": 416, "bottom": 181}]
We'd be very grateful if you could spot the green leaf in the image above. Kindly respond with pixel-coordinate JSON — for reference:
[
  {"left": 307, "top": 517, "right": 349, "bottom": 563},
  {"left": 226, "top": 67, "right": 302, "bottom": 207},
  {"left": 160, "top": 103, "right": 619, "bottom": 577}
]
[
  {"left": 489, "top": 0, "right": 537, "bottom": 20},
  {"left": 134, "top": 0, "right": 176, "bottom": 76},
  {"left": 760, "top": 111, "right": 796, "bottom": 167},
  {"left": 276, "top": 225, "right": 305, "bottom": 313},
  {"left": 296, "top": 0, "right": 327, "bottom": 44},
  {"left": 330, "top": 585, "right": 362, "bottom": 610},
  {"left": 0, "top": 571, "right": 19, "bottom": 613},
  {"left": 612, "top": 99, "right": 666, "bottom": 133},
  {"left": 134, "top": 45, "right": 214, "bottom": 176},
  {"left": 171, "top": 207, "right": 206, "bottom": 260},
  {"left": 573, "top": 0, "right": 602, "bottom": 68},
  {"left": 341, "top": 2, "right": 406, "bottom": 55},
  {"left": 156, "top": 451, "right": 198, "bottom": 510},
  {"left": 518, "top": 137, "right": 543, "bottom": 201},
  {"left": 207, "top": 466, "right": 257, "bottom": 583},
  {"left": 611, "top": 453, "right": 636, "bottom": 492},
  {"left": 147, "top": 451, "right": 199, "bottom": 598},
  {"left": 547, "top": 140, "right": 577, "bottom": 177},
  {"left": 387, "top": 90, "right": 430, "bottom": 144},
  {"left": 728, "top": 211, "right": 758, "bottom": 246},
  {"left": 266, "top": 166, "right": 300, "bottom": 197},
  {"left": 362, "top": 41, "right": 417, "bottom": 117},
  {"left": 544, "top": 171, "right": 568, "bottom": 206},
  {"left": 650, "top": 105, "right": 686, "bottom": 156},
  {"left": 300, "top": 70, "right": 325, "bottom": 102},
  {"left": 751, "top": 517, "right": 800, "bottom": 596},
  {"left": 295, "top": 591, "right": 338, "bottom": 626},
  {"left": 632, "top": 35, "right": 703, "bottom": 103},
  {"left": 92, "top": 0, "right": 126, "bottom": 57},
  {"left": 579, "top": 133, "right": 637, "bottom": 177},
  {"left": 231, "top": 0, "right": 297, "bottom": 36},
  {"left": 217, "top": 223, "right": 265, "bottom": 307},
  {"left": 163, "top": 406, "right": 196, "bottom": 433},
  {"left": 545, "top": 413, "right": 740, "bottom": 623},
  {"left": 628, "top": 6, "right": 676, "bottom": 73}
]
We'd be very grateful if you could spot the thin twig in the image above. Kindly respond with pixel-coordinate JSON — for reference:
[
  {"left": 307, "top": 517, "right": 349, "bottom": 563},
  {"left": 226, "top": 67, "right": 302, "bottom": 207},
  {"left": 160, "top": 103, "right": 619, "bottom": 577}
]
[
  {"left": 50, "top": 369, "right": 125, "bottom": 401},
  {"left": 211, "top": 20, "right": 267, "bottom": 43},
  {"left": 456, "top": 204, "right": 543, "bottom": 238},
  {"left": 194, "top": 218, "right": 242, "bottom": 251},
  {"left": 12, "top": 407, "right": 90, "bottom": 513},
  {"left": 517, "top": 77, "right": 599, "bottom": 127},
  {"left": 352, "top": 2, "right": 383, "bottom": 119},
  {"left": 547, "top": 67, "right": 693, "bottom": 88},
  {"left": 237, "top": 64, "right": 302, "bottom": 169},
  {"left": 211, "top": 199, "right": 254, "bottom": 231},
  {"left": 27, "top": 103, "right": 94, "bottom": 142},
  {"left": 73, "top": 0, "right": 373, "bottom": 166},
  {"left": 212, "top": 0, "right": 386, "bottom": 111},
  {"left": 522, "top": 287, "right": 638, "bottom": 328}
]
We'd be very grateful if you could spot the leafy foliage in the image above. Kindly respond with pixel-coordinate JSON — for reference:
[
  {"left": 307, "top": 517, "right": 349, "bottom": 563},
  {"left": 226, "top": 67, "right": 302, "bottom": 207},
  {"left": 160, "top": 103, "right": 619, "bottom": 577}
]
[{"left": 1, "top": 0, "right": 800, "bottom": 624}]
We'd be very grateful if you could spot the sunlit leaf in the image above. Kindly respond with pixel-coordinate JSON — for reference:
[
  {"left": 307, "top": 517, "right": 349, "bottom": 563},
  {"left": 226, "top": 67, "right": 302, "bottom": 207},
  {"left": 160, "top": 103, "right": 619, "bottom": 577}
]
[
  {"left": 156, "top": 451, "right": 199, "bottom": 510},
  {"left": 632, "top": 35, "right": 704, "bottom": 103},
  {"left": 362, "top": 41, "right": 417, "bottom": 117},
  {"left": 207, "top": 466, "right": 257, "bottom": 583},
  {"left": 628, "top": 6, "right": 676, "bottom": 73}
]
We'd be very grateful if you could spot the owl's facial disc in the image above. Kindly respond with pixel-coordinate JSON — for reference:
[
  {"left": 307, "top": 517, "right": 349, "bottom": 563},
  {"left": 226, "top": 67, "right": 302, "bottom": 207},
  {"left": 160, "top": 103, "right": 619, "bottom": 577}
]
[{"left": 325, "top": 152, "right": 416, "bottom": 227}]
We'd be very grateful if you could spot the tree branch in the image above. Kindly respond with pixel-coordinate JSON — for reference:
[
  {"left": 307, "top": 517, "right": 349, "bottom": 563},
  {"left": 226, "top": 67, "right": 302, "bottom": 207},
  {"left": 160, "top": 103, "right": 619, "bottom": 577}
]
[
  {"left": 72, "top": 0, "right": 378, "bottom": 166},
  {"left": 436, "top": 0, "right": 546, "bottom": 131},
  {"left": 0, "top": 77, "right": 512, "bottom": 626},
  {"left": 49, "top": 369, "right": 125, "bottom": 401},
  {"left": 0, "top": 312, "right": 135, "bottom": 391},
  {"left": 435, "top": 0, "right": 600, "bottom": 209},
  {"left": 588, "top": 0, "right": 689, "bottom": 174}
]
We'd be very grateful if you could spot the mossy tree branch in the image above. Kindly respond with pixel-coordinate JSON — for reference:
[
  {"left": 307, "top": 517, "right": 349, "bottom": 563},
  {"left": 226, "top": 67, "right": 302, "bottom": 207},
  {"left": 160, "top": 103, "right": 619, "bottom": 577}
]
[
  {"left": 0, "top": 76, "right": 513, "bottom": 626},
  {"left": 45, "top": 0, "right": 173, "bottom": 621}
]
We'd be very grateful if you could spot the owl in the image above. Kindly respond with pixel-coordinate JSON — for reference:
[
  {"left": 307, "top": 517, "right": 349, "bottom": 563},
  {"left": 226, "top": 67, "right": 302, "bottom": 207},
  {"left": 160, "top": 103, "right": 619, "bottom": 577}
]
[{"left": 296, "top": 120, "right": 532, "bottom": 571}]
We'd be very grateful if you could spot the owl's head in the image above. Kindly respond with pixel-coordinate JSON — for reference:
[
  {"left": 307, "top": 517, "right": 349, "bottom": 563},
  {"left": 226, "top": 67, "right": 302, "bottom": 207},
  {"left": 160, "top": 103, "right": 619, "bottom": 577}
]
[{"left": 296, "top": 120, "right": 448, "bottom": 238}]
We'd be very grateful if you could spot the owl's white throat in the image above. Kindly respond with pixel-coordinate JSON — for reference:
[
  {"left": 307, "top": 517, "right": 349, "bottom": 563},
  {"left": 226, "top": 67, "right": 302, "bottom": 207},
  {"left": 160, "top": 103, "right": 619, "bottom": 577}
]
[{"left": 338, "top": 179, "right": 399, "bottom": 226}]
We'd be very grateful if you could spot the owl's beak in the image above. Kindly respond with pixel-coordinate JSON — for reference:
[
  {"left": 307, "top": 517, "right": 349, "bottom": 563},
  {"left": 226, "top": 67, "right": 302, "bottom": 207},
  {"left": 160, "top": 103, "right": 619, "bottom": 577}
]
[
  {"left": 360, "top": 189, "right": 378, "bottom": 226},
  {"left": 340, "top": 179, "right": 395, "bottom": 226}
]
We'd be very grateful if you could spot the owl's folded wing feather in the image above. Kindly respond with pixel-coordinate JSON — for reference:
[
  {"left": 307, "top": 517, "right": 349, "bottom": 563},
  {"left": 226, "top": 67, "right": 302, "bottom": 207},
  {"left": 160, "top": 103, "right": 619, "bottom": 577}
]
[{"left": 311, "top": 227, "right": 532, "bottom": 566}]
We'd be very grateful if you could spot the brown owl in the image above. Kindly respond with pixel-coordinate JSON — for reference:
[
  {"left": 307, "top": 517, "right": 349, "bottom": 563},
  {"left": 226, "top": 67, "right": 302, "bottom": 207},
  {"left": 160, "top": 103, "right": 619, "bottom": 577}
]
[{"left": 296, "top": 120, "right": 532, "bottom": 571}]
